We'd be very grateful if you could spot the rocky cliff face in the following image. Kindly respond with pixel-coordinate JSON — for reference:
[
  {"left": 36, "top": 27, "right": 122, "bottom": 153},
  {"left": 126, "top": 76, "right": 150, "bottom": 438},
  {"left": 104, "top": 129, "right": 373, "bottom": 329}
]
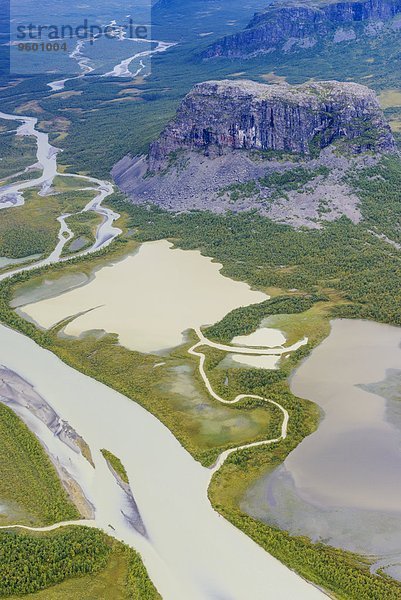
[
  {"left": 202, "top": 0, "right": 401, "bottom": 58},
  {"left": 113, "top": 79, "right": 396, "bottom": 228},
  {"left": 148, "top": 79, "right": 395, "bottom": 169}
]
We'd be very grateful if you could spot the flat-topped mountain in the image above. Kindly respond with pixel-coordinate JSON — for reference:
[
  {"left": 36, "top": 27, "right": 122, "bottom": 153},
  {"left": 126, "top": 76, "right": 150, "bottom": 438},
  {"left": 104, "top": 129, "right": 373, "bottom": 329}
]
[
  {"left": 202, "top": 0, "right": 401, "bottom": 58},
  {"left": 148, "top": 79, "right": 395, "bottom": 168},
  {"left": 113, "top": 79, "right": 396, "bottom": 228}
]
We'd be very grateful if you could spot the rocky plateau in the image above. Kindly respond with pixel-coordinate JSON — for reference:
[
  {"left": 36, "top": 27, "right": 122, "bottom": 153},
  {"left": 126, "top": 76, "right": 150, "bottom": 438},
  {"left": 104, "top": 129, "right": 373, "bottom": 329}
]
[{"left": 113, "top": 79, "right": 397, "bottom": 228}]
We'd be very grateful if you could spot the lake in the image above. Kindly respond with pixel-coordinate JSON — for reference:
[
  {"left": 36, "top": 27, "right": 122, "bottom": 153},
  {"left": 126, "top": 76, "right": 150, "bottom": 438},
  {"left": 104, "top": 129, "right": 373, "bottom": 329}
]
[
  {"left": 242, "top": 319, "right": 401, "bottom": 575},
  {"left": 17, "top": 240, "right": 268, "bottom": 353}
]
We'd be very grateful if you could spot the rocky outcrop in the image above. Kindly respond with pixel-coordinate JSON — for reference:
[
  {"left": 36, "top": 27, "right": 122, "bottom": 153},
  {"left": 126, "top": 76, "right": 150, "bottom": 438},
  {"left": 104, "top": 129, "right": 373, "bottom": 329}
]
[
  {"left": 148, "top": 79, "right": 396, "bottom": 169},
  {"left": 113, "top": 79, "right": 396, "bottom": 228},
  {"left": 202, "top": 0, "right": 401, "bottom": 58}
]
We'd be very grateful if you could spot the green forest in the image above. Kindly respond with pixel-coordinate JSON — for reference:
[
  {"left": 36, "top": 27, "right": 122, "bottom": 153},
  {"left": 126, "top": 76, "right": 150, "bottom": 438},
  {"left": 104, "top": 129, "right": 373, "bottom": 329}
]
[
  {"left": 0, "top": 403, "right": 79, "bottom": 526},
  {"left": 0, "top": 528, "right": 110, "bottom": 596},
  {"left": 0, "top": 527, "right": 160, "bottom": 599}
]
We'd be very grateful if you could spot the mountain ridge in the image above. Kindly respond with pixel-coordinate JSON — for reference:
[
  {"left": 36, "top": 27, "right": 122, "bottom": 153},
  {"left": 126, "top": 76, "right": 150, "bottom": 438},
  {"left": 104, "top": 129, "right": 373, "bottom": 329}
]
[{"left": 202, "top": 0, "right": 401, "bottom": 58}]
